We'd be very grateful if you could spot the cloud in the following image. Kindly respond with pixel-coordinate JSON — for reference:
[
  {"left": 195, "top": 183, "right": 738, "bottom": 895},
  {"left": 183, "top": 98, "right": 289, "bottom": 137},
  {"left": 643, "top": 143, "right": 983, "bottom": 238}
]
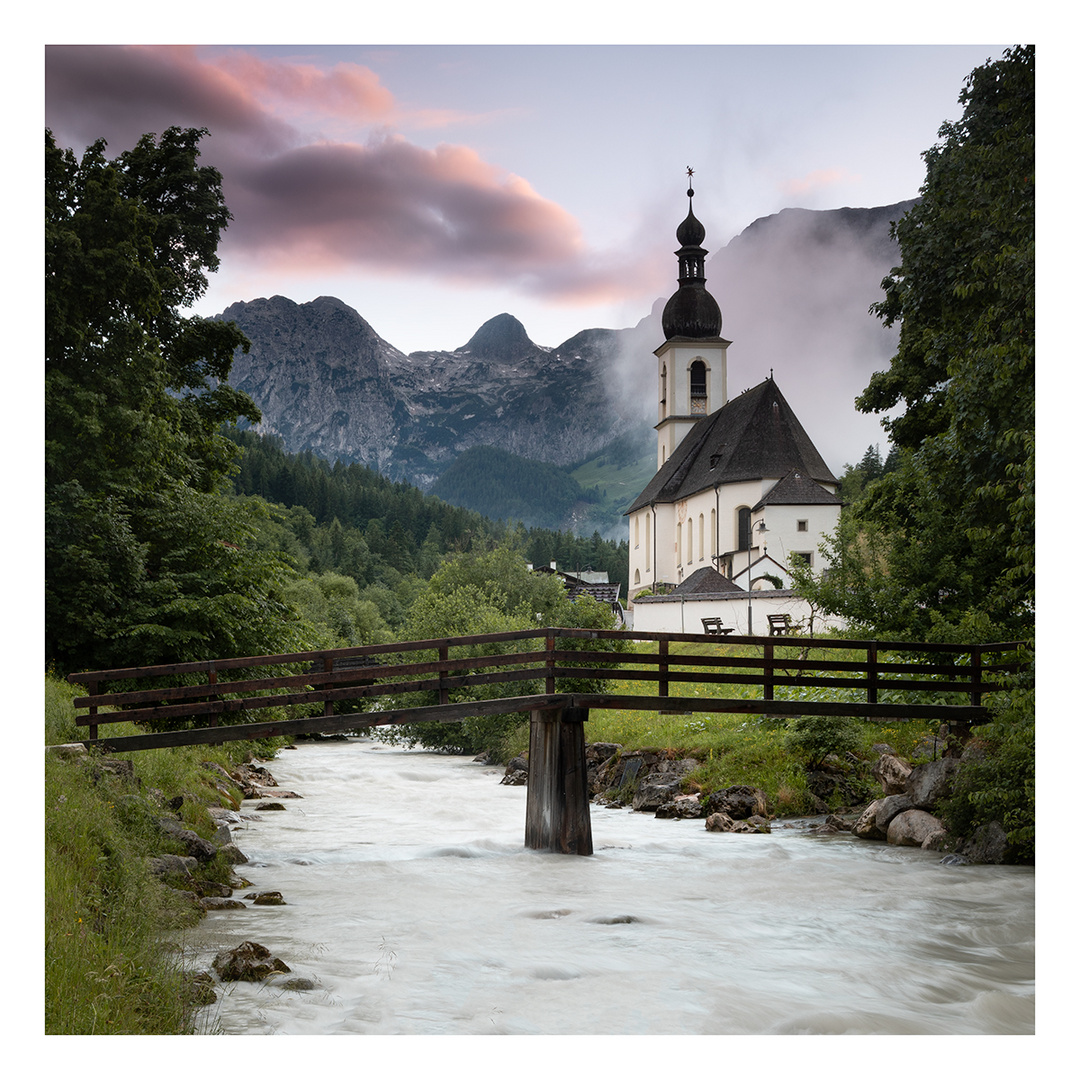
[
  {"left": 44, "top": 44, "right": 651, "bottom": 308},
  {"left": 780, "top": 167, "right": 861, "bottom": 200}
]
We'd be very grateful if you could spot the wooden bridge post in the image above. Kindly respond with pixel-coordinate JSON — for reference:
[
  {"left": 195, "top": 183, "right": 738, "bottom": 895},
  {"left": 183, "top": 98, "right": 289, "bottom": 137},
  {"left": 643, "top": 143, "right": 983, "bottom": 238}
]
[{"left": 524, "top": 705, "right": 593, "bottom": 856}]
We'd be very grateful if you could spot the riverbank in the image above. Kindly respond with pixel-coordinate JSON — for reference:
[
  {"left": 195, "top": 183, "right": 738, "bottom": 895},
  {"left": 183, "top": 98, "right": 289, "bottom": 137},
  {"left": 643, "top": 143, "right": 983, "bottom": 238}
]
[{"left": 44, "top": 673, "right": 289, "bottom": 1034}]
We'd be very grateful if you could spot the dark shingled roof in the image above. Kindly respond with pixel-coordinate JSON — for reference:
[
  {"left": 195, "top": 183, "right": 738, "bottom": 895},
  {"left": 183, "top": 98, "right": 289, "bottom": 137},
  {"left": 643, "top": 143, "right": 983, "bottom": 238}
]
[
  {"left": 627, "top": 377, "right": 837, "bottom": 514},
  {"left": 753, "top": 467, "right": 843, "bottom": 510},
  {"left": 672, "top": 567, "right": 747, "bottom": 596}
]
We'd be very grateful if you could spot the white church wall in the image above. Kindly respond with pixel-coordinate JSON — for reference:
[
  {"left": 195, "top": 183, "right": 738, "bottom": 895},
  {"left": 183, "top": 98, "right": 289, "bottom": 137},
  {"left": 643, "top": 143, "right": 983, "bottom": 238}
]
[{"left": 630, "top": 592, "right": 847, "bottom": 637}]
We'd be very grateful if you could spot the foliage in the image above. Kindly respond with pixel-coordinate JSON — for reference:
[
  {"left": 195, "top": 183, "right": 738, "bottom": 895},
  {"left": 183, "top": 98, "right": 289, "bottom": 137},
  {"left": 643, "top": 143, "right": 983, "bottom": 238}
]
[
  {"left": 226, "top": 428, "right": 631, "bottom": 602},
  {"left": 846, "top": 45, "right": 1034, "bottom": 638},
  {"left": 46, "top": 128, "right": 317, "bottom": 674},
  {"left": 938, "top": 670, "right": 1035, "bottom": 863},
  {"left": 784, "top": 714, "right": 862, "bottom": 769},
  {"left": 373, "top": 543, "right": 624, "bottom": 758},
  {"left": 430, "top": 444, "right": 602, "bottom": 530}
]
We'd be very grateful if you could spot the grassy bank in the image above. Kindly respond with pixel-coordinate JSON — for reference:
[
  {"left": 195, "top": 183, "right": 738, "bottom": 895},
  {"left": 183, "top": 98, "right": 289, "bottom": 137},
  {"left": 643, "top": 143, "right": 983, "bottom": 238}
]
[
  {"left": 44, "top": 673, "right": 284, "bottom": 1034},
  {"left": 501, "top": 640, "right": 956, "bottom": 816}
]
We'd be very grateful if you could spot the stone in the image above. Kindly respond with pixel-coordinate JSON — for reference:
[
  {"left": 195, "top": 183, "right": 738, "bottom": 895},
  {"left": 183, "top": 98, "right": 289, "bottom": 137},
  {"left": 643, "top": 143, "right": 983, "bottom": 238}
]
[
  {"left": 217, "top": 842, "right": 249, "bottom": 865},
  {"left": 872, "top": 753, "right": 912, "bottom": 795},
  {"left": 954, "top": 821, "right": 1009, "bottom": 865},
  {"left": 255, "top": 802, "right": 288, "bottom": 811},
  {"left": 500, "top": 755, "right": 529, "bottom": 786},
  {"left": 703, "top": 785, "right": 768, "bottom": 820},
  {"left": 148, "top": 853, "right": 199, "bottom": 881},
  {"left": 157, "top": 817, "right": 217, "bottom": 862},
  {"left": 655, "top": 793, "right": 704, "bottom": 819},
  {"left": 212, "top": 941, "right": 291, "bottom": 982},
  {"left": 886, "top": 809, "right": 947, "bottom": 847},
  {"left": 245, "top": 891, "right": 287, "bottom": 905},
  {"left": 46, "top": 743, "right": 87, "bottom": 758},
  {"left": 705, "top": 812, "right": 770, "bottom": 834},
  {"left": 199, "top": 896, "right": 247, "bottom": 911},
  {"left": 906, "top": 757, "right": 959, "bottom": 809}
]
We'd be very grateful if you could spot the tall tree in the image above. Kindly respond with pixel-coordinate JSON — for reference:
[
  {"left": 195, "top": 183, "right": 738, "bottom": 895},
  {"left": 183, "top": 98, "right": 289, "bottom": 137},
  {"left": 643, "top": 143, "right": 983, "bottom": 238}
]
[
  {"left": 814, "top": 46, "right": 1035, "bottom": 639},
  {"left": 46, "top": 128, "right": 309, "bottom": 671}
]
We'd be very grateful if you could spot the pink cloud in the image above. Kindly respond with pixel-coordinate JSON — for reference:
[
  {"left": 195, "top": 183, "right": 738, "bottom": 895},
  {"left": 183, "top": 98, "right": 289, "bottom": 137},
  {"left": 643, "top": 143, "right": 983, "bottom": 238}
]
[
  {"left": 44, "top": 44, "right": 648, "bottom": 308},
  {"left": 780, "top": 167, "right": 860, "bottom": 199}
]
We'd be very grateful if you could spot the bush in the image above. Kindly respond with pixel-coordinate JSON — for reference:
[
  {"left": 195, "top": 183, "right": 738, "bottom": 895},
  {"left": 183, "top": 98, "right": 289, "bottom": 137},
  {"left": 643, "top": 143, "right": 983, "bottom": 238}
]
[
  {"left": 785, "top": 714, "right": 862, "bottom": 769},
  {"left": 939, "top": 677, "right": 1034, "bottom": 863}
]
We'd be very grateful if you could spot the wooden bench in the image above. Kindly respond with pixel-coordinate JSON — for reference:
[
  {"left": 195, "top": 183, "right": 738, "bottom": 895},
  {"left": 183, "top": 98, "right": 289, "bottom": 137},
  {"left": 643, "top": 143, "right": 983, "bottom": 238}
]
[
  {"left": 701, "top": 617, "right": 734, "bottom": 636},
  {"left": 767, "top": 613, "right": 800, "bottom": 636}
]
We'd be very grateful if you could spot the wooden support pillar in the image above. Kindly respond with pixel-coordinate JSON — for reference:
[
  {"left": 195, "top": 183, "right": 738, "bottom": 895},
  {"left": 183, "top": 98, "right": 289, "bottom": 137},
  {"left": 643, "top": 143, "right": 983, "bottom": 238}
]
[{"left": 524, "top": 705, "right": 593, "bottom": 856}]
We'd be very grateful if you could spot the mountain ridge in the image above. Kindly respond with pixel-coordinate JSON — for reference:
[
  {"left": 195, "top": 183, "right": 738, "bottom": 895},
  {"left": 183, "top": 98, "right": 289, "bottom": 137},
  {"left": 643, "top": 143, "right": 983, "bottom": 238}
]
[{"left": 214, "top": 199, "right": 916, "bottom": 528}]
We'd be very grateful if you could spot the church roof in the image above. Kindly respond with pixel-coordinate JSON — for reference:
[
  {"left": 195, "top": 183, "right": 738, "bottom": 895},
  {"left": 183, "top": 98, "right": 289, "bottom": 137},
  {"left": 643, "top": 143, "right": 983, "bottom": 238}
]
[
  {"left": 672, "top": 566, "right": 747, "bottom": 596},
  {"left": 753, "top": 467, "right": 843, "bottom": 510},
  {"left": 626, "top": 377, "right": 838, "bottom": 513}
]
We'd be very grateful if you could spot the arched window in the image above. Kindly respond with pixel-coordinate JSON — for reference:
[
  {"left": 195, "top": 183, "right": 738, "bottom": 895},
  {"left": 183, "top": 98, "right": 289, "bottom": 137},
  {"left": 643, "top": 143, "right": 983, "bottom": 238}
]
[
  {"left": 690, "top": 360, "right": 708, "bottom": 414},
  {"left": 686, "top": 521, "right": 693, "bottom": 565},
  {"left": 737, "top": 506, "right": 751, "bottom": 551},
  {"left": 710, "top": 508, "right": 717, "bottom": 557},
  {"left": 659, "top": 365, "right": 667, "bottom": 418}
]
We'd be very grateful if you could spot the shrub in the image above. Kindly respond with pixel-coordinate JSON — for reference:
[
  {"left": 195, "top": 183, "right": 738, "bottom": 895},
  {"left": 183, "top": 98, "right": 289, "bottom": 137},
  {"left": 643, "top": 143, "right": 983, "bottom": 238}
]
[{"left": 785, "top": 714, "right": 862, "bottom": 769}]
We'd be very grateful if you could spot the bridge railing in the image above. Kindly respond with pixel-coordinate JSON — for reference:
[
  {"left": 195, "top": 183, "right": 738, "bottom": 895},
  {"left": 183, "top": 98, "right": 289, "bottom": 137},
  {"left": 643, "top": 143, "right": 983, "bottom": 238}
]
[{"left": 66, "top": 629, "right": 1028, "bottom": 752}]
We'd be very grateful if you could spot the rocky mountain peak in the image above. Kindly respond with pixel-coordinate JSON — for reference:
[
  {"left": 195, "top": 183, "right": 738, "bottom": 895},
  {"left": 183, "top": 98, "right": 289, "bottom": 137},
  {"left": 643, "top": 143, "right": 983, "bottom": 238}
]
[{"left": 459, "top": 313, "right": 539, "bottom": 361}]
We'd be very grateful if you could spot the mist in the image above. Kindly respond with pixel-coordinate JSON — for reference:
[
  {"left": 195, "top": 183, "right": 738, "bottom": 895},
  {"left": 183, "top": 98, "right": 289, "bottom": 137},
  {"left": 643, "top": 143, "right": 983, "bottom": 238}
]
[{"left": 608, "top": 203, "right": 911, "bottom": 476}]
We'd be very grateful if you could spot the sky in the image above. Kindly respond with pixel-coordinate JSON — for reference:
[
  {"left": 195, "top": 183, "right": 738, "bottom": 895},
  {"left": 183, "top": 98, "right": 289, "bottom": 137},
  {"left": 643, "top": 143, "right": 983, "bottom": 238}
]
[
  {"left": 43, "top": 35, "right": 1021, "bottom": 471},
  {"left": 45, "top": 39, "right": 1005, "bottom": 359}
]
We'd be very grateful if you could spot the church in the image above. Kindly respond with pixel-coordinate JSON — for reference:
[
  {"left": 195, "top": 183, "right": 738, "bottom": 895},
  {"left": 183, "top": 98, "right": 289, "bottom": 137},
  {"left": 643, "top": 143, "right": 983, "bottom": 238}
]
[{"left": 626, "top": 180, "right": 845, "bottom": 636}]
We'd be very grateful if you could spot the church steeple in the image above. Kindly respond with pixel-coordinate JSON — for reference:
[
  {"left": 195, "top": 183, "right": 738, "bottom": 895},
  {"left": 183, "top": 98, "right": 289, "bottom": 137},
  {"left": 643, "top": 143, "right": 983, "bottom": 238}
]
[
  {"left": 661, "top": 171, "right": 722, "bottom": 340},
  {"left": 654, "top": 171, "right": 730, "bottom": 469}
]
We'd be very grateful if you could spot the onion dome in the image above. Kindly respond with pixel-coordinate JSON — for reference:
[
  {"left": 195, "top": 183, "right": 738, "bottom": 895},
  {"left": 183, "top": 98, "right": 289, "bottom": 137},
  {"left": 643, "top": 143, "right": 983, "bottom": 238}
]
[{"left": 661, "top": 182, "right": 722, "bottom": 340}]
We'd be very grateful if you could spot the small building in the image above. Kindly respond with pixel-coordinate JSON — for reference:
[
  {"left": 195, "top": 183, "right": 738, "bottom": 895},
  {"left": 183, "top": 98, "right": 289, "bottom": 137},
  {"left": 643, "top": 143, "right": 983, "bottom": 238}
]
[
  {"left": 530, "top": 560, "right": 625, "bottom": 625},
  {"left": 625, "top": 179, "right": 844, "bottom": 634}
]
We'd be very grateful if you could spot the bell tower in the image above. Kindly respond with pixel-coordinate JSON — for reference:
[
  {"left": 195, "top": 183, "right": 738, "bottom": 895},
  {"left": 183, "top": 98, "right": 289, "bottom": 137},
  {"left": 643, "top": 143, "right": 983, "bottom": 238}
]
[{"left": 655, "top": 171, "right": 730, "bottom": 468}]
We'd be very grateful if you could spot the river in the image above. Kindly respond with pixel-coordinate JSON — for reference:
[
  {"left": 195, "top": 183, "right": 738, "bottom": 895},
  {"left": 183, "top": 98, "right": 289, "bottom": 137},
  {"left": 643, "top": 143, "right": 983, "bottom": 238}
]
[{"left": 186, "top": 737, "right": 1035, "bottom": 1037}]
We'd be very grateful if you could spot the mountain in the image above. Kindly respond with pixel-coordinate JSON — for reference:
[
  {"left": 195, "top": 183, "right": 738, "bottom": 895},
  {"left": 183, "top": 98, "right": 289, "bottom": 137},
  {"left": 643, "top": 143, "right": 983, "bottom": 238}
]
[
  {"left": 218, "top": 299, "right": 642, "bottom": 490},
  {"left": 215, "top": 199, "right": 916, "bottom": 531}
]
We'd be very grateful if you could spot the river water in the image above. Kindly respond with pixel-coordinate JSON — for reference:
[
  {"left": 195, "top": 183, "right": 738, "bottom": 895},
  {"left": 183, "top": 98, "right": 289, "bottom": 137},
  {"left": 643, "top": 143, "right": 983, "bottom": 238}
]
[{"left": 186, "top": 737, "right": 1035, "bottom": 1037}]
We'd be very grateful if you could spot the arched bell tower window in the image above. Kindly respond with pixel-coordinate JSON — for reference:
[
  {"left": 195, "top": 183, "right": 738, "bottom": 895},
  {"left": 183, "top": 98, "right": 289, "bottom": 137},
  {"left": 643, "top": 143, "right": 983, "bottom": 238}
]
[{"left": 690, "top": 359, "right": 708, "bottom": 414}]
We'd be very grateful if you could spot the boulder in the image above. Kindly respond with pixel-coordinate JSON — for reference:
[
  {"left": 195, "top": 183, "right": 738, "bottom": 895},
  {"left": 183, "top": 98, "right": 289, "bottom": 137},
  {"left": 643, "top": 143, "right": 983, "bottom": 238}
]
[
  {"left": 217, "top": 842, "right": 249, "bottom": 865},
  {"left": 705, "top": 812, "right": 770, "bottom": 834},
  {"left": 655, "top": 793, "right": 704, "bottom": 819},
  {"left": 887, "top": 809, "right": 947, "bottom": 848},
  {"left": 953, "top": 820, "right": 1009, "bottom": 865},
  {"left": 852, "top": 795, "right": 916, "bottom": 840},
  {"left": 46, "top": 743, "right": 88, "bottom": 759},
  {"left": 703, "top": 785, "right": 768, "bottom": 820},
  {"left": 212, "top": 941, "right": 291, "bottom": 982},
  {"left": 906, "top": 757, "right": 959, "bottom": 809},
  {"left": 872, "top": 753, "right": 912, "bottom": 795},
  {"left": 500, "top": 755, "right": 529, "bottom": 786},
  {"left": 199, "top": 896, "right": 247, "bottom": 911},
  {"left": 245, "top": 891, "right": 287, "bottom": 905},
  {"left": 148, "top": 853, "right": 199, "bottom": 881},
  {"left": 157, "top": 817, "right": 218, "bottom": 862},
  {"left": 632, "top": 758, "right": 699, "bottom": 812}
]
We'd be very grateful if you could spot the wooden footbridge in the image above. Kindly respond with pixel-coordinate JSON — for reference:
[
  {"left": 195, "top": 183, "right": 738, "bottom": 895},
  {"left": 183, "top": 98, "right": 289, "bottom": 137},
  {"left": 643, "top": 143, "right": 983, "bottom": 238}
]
[{"left": 67, "top": 628, "right": 1025, "bottom": 856}]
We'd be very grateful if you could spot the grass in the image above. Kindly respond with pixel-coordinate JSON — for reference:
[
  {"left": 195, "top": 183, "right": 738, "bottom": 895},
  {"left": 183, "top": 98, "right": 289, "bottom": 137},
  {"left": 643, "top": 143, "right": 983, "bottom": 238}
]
[{"left": 45, "top": 671, "right": 286, "bottom": 1034}]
